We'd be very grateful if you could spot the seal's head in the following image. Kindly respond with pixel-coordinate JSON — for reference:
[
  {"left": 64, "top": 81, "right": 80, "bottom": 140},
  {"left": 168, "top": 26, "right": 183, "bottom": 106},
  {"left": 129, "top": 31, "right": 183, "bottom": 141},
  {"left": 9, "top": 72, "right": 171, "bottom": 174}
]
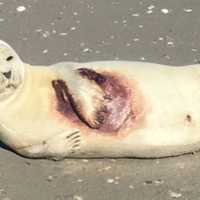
[{"left": 0, "top": 40, "right": 24, "bottom": 94}]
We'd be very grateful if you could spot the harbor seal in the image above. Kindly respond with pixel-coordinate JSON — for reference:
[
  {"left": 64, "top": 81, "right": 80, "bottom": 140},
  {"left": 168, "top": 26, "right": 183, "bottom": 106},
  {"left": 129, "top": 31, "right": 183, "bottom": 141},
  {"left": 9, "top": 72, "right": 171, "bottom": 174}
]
[{"left": 0, "top": 40, "right": 200, "bottom": 160}]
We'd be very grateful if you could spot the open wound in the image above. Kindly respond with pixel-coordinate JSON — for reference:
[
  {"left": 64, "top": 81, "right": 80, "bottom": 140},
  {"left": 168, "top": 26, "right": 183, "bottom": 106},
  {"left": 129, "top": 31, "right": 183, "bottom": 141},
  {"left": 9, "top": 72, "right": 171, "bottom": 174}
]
[
  {"left": 52, "top": 68, "right": 133, "bottom": 133},
  {"left": 78, "top": 68, "right": 133, "bottom": 132}
]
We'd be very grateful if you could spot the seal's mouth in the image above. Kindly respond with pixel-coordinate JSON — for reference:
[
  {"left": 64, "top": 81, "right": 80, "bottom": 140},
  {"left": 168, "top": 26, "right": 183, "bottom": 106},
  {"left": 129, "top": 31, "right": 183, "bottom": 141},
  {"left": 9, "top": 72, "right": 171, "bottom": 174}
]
[
  {"left": 6, "top": 83, "right": 17, "bottom": 89},
  {"left": 0, "top": 71, "right": 17, "bottom": 92}
]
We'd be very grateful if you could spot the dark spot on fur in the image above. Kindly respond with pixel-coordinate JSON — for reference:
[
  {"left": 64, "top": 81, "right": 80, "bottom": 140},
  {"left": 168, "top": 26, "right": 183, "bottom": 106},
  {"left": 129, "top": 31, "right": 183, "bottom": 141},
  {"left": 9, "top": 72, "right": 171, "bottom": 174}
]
[
  {"left": 186, "top": 114, "right": 192, "bottom": 122},
  {"left": 78, "top": 68, "right": 106, "bottom": 85},
  {"left": 6, "top": 56, "right": 13, "bottom": 61},
  {"left": 42, "top": 141, "right": 46, "bottom": 145}
]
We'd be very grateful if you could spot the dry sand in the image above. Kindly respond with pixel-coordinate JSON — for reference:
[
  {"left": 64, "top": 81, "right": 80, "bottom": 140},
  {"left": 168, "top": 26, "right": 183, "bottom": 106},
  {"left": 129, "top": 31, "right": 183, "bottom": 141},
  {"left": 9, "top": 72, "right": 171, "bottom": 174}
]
[{"left": 0, "top": 0, "right": 200, "bottom": 199}]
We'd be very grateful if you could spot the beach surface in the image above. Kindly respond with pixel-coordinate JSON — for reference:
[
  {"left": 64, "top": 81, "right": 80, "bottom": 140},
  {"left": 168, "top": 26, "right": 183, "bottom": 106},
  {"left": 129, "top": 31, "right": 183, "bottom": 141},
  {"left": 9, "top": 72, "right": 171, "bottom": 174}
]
[{"left": 0, "top": 0, "right": 200, "bottom": 199}]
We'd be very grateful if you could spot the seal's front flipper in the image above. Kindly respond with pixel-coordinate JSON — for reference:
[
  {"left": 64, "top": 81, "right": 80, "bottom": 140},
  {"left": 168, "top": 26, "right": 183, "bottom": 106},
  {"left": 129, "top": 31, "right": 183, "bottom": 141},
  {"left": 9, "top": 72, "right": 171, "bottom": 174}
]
[{"left": 17, "top": 130, "right": 82, "bottom": 160}]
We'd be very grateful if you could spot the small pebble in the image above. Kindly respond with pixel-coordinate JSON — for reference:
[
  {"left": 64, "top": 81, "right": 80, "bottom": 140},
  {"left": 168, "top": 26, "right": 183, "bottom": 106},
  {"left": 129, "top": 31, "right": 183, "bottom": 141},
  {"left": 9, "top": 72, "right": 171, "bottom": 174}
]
[
  {"left": 107, "top": 178, "right": 115, "bottom": 183},
  {"left": 42, "top": 31, "right": 50, "bottom": 38},
  {"left": 161, "top": 8, "right": 169, "bottom": 14},
  {"left": 47, "top": 175, "right": 54, "bottom": 182},
  {"left": 82, "top": 48, "right": 92, "bottom": 53},
  {"left": 158, "top": 37, "right": 164, "bottom": 41},
  {"left": 168, "top": 191, "right": 182, "bottom": 198},
  {"left": 52, "top": 30, "right": 57, "bottom": 34},
  {"left": 132, "top": 13, "right": 140, "bottom": 17},
  {"left": 148, "top": 5, "right": 155, "bottom": 10},
  {"left": 73, "top": 195, "right": 83, "bottom": 200},
  {"left": 70, "top": 27, "right": 76, "bottom": 31},
  {"left": 59, "top": 32, "right": 68, "bottom": 36},
  {"left": 129, "top": 185, "right": 134, "bottom": 189},
  {"left": 166, "top": 36, "right": 175, "bottom": 47},
  {"left": 82, "top": 159, "right": 89, "bottom": 163},
  {"left": 192, "top": 48, "right": 198, "bottom": 52},
  {"left": 183, "top": 8, "right": 192, "bottom": 13},
  {"left": 98, "top": 166, "right": 111, "bottom": 172},
  {"left": 64, "top": 53, "right": 68, "bottom": 56},
  {"left": 154, "top": 179, "right": 164, "bottom": 185},
  {"left": 147, "top": 10, "right": 153, "bottom": 14},
  {"left": 35, "top": 29, "right": 42, "bottom": 33},
  {"left": 133, "top": 38, "right": 140, "bottom": 42},
  {"left": 167, "top": 41, "right": 174, "bottom": 46},
  {"left": 42, "top": 49, "right": 48, "bottom": 54},
  {"left": 16, "top": 6, "right": 26, "bottom": 12},
  {"left": 139, "top": 57, "right": 146, "bottom": 61}
]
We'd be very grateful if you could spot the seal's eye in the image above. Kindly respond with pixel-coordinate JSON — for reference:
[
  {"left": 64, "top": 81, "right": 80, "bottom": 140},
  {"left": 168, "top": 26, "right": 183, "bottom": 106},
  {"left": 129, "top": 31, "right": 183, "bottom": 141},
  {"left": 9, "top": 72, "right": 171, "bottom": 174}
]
[
  {"left": 6, "top": 56, "right": 13, "bottom": 61},
  {"left": 2, "top": 71, "right": 11, "bottom": 79}
]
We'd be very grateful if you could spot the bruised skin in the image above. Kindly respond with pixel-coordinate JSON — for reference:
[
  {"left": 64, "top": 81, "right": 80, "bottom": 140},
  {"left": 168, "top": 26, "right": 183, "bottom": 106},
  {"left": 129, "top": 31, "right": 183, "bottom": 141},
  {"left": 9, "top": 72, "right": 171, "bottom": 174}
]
[
  {"left": 55, "top": 68, "right": 132, "bottom": 132},
  {"left": 78, "top": 68, "right": 133, "bottom": 132},
  {"left": 51, "top": 80, "right": 82, "bottom": 125},
  {"left": 51, "top": 68, "right": 145, "bottom": 136}
]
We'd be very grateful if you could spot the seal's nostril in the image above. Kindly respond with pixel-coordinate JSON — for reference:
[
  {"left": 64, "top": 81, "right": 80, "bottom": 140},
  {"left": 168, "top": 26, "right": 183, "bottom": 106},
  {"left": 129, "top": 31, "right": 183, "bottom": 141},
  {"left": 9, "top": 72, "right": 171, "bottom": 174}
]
[{"left": 3, "top": 71, "right": 11, "bottom": 79}]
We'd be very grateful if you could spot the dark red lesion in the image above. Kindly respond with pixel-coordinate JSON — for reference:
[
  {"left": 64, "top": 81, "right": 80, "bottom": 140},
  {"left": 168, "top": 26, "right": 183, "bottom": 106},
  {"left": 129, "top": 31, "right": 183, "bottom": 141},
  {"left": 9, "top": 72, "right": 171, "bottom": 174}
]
[
  {"left": 78, "top": 68, "right": 107, "bottom": 85},
  {"left": 52, "top": 68, "right": 134, "bottom": 133},
  {"left": 78, "top": 68, "right": 133, "bottom": 132},
  {"left": 186, "top": 114, "right": 192, "bottom": 122},
  {"left": 52, "top": 80, "right": 82, "bottom": 124}
]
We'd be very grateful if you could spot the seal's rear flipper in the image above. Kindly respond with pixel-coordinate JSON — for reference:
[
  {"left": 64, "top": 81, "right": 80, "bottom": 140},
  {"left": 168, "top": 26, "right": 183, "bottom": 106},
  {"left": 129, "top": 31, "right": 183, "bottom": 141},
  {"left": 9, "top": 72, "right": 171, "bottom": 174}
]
[{"left": 60, "top": 68, "right": 107, "bottom": 129}]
